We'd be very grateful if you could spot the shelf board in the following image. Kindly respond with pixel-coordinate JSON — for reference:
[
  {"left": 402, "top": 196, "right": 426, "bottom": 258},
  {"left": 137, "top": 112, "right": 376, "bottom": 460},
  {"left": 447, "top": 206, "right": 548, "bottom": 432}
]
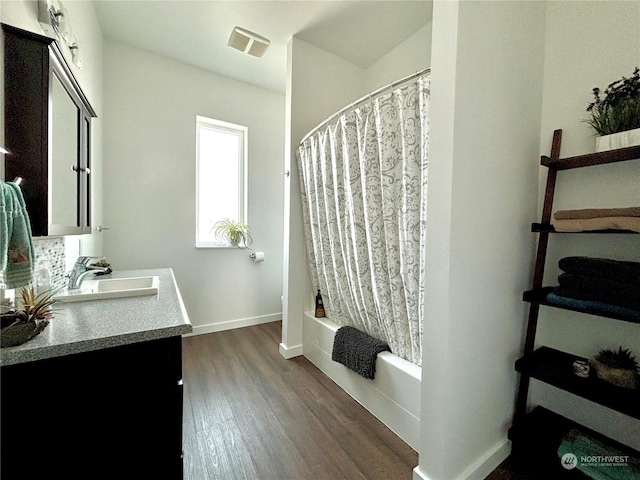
[
  {"left": 509, "top": 406, "right": 640, "bottom": 476},
  {"left": 523, "top": 287, "right": 640, "bottom": 324},
  {"left": 541, "top": 145, "right": 640, "bottom": 170},
  {"left": 516, "top": 347, "right": 640, "bottom": 419},
  {"left": 531, "top": 223, "right": 638, "bottom": 234}
]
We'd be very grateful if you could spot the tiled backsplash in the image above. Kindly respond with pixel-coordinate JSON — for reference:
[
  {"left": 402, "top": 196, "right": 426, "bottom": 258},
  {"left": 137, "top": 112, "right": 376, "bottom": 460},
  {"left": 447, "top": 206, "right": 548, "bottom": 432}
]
[
  {"left": 33, "top": 237, "right": 66, "bottom": 288},
  {"left": 0, "top": 238, "right": 67, "bottom": 310}
]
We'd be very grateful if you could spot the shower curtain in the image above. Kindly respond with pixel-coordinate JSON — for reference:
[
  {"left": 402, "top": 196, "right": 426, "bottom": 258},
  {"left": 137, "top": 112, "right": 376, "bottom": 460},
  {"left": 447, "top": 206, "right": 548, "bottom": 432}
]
[{"left": 297, "top": 72, "right": 430, "bottom": 366}]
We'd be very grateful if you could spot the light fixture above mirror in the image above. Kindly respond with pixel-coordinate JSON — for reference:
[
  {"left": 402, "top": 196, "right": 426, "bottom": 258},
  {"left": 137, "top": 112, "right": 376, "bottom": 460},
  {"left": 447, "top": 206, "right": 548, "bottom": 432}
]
[{"left": 38, "top": 0, "right": 83, "bottom": 68}]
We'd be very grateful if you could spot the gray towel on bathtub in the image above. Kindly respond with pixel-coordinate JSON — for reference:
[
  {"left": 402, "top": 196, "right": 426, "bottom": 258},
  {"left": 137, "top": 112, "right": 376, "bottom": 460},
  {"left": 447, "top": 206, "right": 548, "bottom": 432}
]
[{"left": 331, "top": 326, "right": 390, "bottom": 380}]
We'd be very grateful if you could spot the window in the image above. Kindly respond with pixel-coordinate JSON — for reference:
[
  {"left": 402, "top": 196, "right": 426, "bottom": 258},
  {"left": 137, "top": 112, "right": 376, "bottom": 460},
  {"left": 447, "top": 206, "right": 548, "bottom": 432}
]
[{"left": 196, "top": 115, "right": 248, "bottom": 247}]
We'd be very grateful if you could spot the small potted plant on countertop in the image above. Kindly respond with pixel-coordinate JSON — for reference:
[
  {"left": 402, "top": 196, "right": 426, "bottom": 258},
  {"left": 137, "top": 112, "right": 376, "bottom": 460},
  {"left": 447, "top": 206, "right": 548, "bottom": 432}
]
[
  {"left": 211, "top": 219, "right": 253, "bottom": 248},
  {"left": 0, "top": 287, "right": 56, "bottom": 348},
  {"left": 590, "top": 347, "right": 640, "bottom": 390},
  {"left": 586, "top": 67, "right": 640, "bottom": 152}
]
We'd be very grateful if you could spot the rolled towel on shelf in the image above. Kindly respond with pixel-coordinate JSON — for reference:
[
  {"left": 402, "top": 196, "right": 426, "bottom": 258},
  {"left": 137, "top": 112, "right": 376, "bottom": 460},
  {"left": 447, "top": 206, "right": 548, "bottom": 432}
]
[
  {"left": 553, "top": 216, "right": 640, "bottom": 233},
  {"left": 559, "top": 257, "right": 640, "bottom": 286},
  {"left": 553, "top": 206, "right": 640, "bottom": 220},
  {"left": 331, "top": 325, "right": 390, "bottom": 380},
  {"left": 557, "top": 273, "right": 640, "bottom": 311}
]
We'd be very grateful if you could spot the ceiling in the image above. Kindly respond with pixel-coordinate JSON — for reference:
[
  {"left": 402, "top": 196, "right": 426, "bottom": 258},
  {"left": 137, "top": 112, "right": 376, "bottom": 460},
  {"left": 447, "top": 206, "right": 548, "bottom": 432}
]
[{"left": 93, "top": 1, "right": 432, "bottom": 94}]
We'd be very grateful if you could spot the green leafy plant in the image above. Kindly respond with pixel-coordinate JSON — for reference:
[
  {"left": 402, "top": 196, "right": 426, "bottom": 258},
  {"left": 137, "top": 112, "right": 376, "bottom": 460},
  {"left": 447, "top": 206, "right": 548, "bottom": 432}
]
[
  {"left": 211, "top": 219, "right": 253, "bottom": 247},
  {"left": 594, "top": 347, "right": 639, "bottom": 372},
  {"left": 586, "top": 67, "right": 640, "bottom": 135},
  {"left": 0, "top": 287, "right": 56, "bottom": 328},
  {"left": 0, "top": 287, "right": 59, "bottom": 347}
]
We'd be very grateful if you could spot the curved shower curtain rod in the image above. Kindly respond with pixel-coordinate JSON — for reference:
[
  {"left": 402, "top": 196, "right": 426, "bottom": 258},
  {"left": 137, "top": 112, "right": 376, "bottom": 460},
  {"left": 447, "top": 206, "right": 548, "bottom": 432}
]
[{"left": 300, "top": 67, "right": 431, "bottom": 145}]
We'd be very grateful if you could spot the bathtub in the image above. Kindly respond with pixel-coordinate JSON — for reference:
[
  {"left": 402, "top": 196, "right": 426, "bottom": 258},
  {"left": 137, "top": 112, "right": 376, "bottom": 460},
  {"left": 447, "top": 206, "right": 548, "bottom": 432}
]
[{"left": 302, "top": 312, "right": 421, "bottom": 450}]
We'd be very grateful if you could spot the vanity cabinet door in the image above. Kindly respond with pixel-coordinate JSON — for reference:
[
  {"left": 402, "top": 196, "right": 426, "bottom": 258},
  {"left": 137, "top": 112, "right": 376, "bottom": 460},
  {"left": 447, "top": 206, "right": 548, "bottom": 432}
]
[
  {"left": 0, "top": 336, "right": 185, "bottom": 479},
  {"left": 2, "top": 25, "right": 52, "bottom": 236},
  {"left": 2, "top": 24, "right": 95, "bottom": 237}
]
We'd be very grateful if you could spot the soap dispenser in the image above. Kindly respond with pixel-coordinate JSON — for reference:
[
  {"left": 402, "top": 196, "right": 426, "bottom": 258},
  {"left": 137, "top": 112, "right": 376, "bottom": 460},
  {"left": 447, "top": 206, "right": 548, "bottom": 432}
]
[
  {"left": 34, "top": 264, "right": 52, "bottom": 296},
  {"left": 315, "top": 289, "right": 326, "bottom": 318}
]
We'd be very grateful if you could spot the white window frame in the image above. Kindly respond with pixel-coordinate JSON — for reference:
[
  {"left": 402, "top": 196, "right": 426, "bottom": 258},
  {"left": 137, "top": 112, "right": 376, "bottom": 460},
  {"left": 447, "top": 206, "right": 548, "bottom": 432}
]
[{"left": 195, "top": 115, "right": 248, "bottom": 248}]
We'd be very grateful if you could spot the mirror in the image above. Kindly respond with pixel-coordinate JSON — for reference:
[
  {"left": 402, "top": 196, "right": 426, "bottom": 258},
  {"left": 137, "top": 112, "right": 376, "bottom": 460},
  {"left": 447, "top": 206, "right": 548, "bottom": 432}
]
[
  {"left": 51, "top": 72, "right": 80, "bottom": 228},
  {"left": 48, "top": 40, "right": 94, "bottom": 235}
]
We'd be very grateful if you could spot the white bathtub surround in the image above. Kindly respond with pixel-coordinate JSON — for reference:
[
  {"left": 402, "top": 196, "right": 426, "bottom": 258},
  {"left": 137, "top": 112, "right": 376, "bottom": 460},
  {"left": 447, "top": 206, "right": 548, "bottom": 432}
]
[
  {"left": 303, "top": 312, "right": 421, "bottom": 450},
  {"left": 297, "top": 72, "right": 430, "bottom": 366}
]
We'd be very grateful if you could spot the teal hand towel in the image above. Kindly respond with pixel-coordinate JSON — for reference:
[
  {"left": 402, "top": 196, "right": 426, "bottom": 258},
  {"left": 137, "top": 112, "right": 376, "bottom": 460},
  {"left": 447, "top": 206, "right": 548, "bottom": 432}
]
[
  {"left": 0, "top": 181, "right": 35, "bottom": 289},
  {"left": 558, "top": 429, "right": 640, "bottom": 480}
]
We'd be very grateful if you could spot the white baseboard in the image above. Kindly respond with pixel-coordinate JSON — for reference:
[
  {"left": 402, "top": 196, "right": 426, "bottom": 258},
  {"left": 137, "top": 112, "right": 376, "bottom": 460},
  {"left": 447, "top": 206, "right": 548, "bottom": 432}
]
[
  {"left": 455, "top": 440, "right": 510, "bottom": 480},
  {"left": 186, "top": 313, "right": 281, "bottom": 336},
  {"left": 413, "top": 465, "right": 430, "bottom": 480},
  {"left": 279, "top": 342, "right": 304, "bottom": 359},
  {"left": 412, "top": 440, "right": 510, "bottom": 480}
]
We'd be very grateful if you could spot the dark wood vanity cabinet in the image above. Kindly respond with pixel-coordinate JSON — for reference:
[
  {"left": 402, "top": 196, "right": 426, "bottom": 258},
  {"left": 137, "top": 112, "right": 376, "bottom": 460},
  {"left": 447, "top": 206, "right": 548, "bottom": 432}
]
[
  {"left": 3, "top": 24, "right": 95, "bottom": 236},
  {"left": 1, "top": 337, "right": 185, "bottom": 479}
]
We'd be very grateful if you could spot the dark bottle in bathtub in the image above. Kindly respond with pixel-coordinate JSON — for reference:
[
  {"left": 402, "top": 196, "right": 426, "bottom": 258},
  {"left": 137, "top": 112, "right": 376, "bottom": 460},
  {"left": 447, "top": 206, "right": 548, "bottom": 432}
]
[{"left": 315, "top": 289, "right": 326, "bottom": 318}]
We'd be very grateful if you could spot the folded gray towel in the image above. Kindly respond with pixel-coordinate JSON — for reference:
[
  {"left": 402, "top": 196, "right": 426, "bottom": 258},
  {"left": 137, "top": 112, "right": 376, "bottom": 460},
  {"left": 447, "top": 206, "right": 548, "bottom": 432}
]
[{"left": 331, "top": 326, "right": 390, "bottom": 380}]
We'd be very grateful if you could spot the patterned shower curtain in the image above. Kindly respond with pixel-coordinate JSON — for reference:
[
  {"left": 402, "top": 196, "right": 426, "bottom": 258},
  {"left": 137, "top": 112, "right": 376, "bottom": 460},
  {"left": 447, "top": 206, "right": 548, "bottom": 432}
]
[{"left": 297, "top": 73, "right": 430, "bottom": 366}]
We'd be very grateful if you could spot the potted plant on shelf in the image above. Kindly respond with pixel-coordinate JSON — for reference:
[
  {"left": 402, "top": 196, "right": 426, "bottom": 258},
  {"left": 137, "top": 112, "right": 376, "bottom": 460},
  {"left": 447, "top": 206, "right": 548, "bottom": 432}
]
[
  {"left": 0, "top": 287, "right": 56, "bottom": 348},
  {"left": 586, "top": 67, "right": 640, "bottom": 152},
  {"left": 590, "top": 347, "right": 639, "bottom": 390},
  {"left": 211, "top": 219, "right": 253, "bottom": 247}
]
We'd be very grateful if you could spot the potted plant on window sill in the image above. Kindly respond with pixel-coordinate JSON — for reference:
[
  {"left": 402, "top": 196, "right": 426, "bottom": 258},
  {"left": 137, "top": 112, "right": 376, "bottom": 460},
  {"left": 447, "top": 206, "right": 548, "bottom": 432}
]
[
  {"left": 586, "top": 67, "right": 640, "bottom": 152},
  {"left": 211, "top": 219, "right": 253, "bottom": 248}
]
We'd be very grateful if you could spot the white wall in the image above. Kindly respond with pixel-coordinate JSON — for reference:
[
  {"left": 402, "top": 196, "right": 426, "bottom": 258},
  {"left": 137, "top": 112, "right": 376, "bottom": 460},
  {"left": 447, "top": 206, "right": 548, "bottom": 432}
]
[
  {"left": 103, "top": 40, "right": 285, "bottom": 333},
  {"left": 365, "top": 21, "right": 432, "bottom": 93},
  {"left": 281, "top": 37, "right": 366, "bottom": 357},
  {"left": 0, "top": 0, "right": 104, "bottom": 257},
  {"left": 531, "top": 0, "right": 640, "bottom": 450},
  {"left": 416, "top": 2, "right": 546, "bottom": 480}
]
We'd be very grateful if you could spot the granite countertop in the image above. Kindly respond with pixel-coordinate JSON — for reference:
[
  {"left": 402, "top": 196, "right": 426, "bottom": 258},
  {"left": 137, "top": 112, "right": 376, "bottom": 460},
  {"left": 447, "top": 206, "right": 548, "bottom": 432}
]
[{"left": 0, "top": 268, "right": 192, "bottom": 366}]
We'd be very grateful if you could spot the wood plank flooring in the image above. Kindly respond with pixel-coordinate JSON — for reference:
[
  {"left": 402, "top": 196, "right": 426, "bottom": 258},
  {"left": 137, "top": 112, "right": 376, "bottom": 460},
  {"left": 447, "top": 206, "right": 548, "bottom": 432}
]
[{"left": 182, "top": 322, "right": 418, "bottom": 480}]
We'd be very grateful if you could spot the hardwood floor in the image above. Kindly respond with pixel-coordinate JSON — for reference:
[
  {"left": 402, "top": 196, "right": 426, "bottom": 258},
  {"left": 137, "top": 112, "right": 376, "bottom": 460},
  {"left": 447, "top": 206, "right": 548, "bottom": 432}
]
[
  {"left": 484, "top": 456, "right": 544, "bottom": 480},
  {"left": 182, "top": 321, "right": 539, "bottom": 480},
  {"left": 182, "top": 322, "right": 418, "bottom": 480}
]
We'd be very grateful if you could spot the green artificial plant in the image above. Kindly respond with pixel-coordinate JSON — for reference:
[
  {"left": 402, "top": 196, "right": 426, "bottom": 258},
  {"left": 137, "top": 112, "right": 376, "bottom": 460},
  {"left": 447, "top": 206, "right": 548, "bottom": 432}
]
[
  {"left": 0, "top": 287, "right": 57, "bottom": 347},
  {"left": 586, "top": 67, "right": 640, "bottom": 135}
]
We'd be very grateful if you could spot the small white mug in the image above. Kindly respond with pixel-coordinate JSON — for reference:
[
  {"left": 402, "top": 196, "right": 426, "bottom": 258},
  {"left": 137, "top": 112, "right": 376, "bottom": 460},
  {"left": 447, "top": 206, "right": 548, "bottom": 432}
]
[{"left": 572, "top": 359, "right": 590, "bottom": 378}]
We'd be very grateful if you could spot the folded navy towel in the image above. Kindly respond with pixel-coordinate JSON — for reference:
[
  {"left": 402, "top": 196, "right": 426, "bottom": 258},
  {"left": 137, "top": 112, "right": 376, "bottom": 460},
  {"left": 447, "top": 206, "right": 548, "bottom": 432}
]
[
  {"left": 331, "top": 326, "right": 390, "bottom": 380},
  {"left": 559, "top": 257, "right": 640, "bottom": 286},
  {"left": 558, "top": 273, "right": 640, "bottom": 311},
  {"left": 546, "top": 291, "right": 640, "bottom": 321}
]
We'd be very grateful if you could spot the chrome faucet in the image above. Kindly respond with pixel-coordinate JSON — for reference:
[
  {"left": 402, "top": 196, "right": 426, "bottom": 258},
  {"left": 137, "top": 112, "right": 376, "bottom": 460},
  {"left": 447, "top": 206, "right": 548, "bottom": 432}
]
[{"left": 68, "top": 256, "right": 110, "bottom": 290}]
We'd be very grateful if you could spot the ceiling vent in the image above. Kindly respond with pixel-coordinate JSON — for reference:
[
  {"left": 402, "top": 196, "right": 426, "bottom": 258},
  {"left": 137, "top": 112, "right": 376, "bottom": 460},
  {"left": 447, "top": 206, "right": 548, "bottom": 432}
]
[{"left": 228, "top": 26, "right": 270, "bottom": 58}]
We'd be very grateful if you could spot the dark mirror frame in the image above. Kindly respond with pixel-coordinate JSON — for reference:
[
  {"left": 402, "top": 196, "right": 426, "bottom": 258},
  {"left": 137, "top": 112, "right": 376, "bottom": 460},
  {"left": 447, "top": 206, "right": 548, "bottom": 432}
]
[{"left": 3, "top": 23, "right": 96, "bottom": 237}]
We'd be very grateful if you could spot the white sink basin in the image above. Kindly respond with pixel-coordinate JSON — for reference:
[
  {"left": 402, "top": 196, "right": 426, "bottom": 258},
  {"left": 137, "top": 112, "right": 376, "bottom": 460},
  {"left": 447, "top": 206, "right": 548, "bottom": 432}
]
[{"left": 54, "top": 276, "right": 160, "bottom": 303}]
